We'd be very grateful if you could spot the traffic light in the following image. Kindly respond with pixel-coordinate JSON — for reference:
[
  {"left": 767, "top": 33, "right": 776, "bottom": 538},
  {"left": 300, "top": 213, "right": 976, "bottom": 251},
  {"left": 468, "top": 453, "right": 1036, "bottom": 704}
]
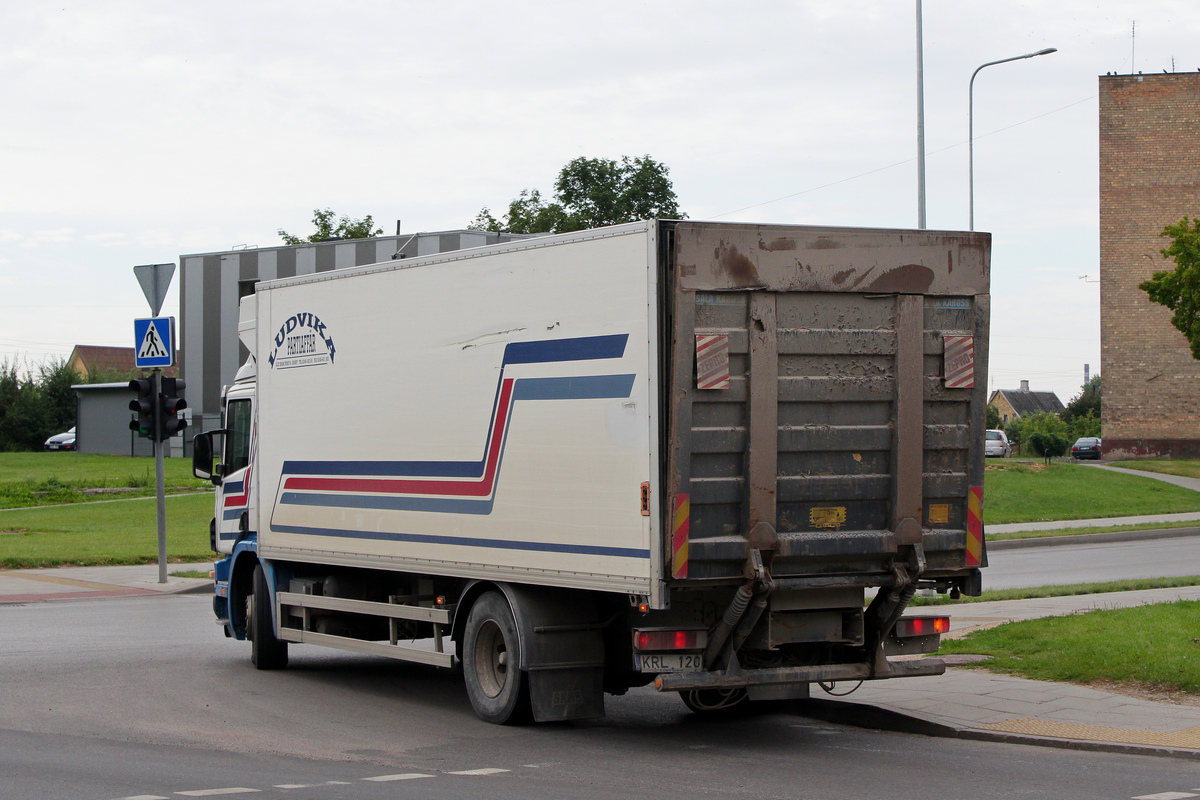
[
  {"left": 158, "top": 378, "right": 188, "bottom": 440},
  {"left": 129, "top": 378, "right": 157, "bottom": 441}
]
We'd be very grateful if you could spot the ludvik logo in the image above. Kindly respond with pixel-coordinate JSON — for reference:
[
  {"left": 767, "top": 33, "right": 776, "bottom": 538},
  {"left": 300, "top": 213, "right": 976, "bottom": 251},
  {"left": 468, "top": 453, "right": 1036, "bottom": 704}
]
[{"left": 269, "top": 312, "right": 335, "bottom": 370}]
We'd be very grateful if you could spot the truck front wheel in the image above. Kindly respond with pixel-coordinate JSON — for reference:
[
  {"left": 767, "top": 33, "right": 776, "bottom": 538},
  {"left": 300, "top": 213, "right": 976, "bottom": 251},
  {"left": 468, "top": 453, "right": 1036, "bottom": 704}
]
[
  {"left": 462, "top": 591, "right": 531, "bottom": 724},
  {"left": 250, "top": 564, "right": 288, "bottom": 670}
]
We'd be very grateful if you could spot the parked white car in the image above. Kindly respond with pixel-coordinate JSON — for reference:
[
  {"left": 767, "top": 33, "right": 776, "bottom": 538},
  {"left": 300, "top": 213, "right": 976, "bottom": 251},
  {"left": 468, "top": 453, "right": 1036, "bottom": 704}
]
[
  {"left": 985, "top": 429, "right": 1011, "bottom": 458},
  {"left": 44, "top": 427, "right": 76, "bottom": 451}
]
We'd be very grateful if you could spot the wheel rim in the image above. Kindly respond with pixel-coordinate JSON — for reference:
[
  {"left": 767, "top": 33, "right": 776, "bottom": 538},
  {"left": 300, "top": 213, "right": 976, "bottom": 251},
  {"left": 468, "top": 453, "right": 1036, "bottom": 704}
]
[{"left": 473, "top": 619, "right": 508, "bottom": 699}]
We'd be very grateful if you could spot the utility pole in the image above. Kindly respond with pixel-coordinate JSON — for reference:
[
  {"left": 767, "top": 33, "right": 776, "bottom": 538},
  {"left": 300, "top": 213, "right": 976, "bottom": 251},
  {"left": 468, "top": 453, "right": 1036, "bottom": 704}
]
[{"left": 916, "top": 0, "right": 927, "bottom": 229}]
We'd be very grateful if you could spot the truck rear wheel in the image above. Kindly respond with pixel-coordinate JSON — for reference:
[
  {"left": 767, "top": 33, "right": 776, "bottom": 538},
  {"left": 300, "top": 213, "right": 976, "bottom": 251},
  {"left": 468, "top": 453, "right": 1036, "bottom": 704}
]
[
  {"left": 462, "top": 591, "right": 531, "bottom": 724},
  {"left": 250, "top": 564, "right": 288, "bottom": 670}
]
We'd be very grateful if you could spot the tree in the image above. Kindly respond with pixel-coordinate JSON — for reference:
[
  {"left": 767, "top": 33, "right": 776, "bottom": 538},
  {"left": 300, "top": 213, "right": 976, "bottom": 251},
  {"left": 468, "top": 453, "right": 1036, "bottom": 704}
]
[
  {"left": 1062, "top": 375, "right": 1100, "bottom": 421},
  {"left": 37, "top": 358, "right": 81, "bottom": 439},
  {"left": 986, "top": 403, "right": 1001, "bottom": 430},
  {"left": 1061, "top": 375, "right": 1101, "bottom": 440},
  {"left": 0, "top": 356, "right": 82, "bottom": 451},
  {"left": 470, "top": 155, "right": 685, "bottom": 234},
  {"left": 1140, "top": 217, "right": 1200, "bottom": 359},
  {"left": 279, "top": 209, "right": 383, "bottom": 245}
]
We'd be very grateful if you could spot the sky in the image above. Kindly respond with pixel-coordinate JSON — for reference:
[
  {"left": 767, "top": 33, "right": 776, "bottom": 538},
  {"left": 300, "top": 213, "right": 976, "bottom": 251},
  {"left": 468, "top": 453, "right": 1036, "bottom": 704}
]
[{"left": 2, "top": 0, "right": 1196, "bottom": 405}]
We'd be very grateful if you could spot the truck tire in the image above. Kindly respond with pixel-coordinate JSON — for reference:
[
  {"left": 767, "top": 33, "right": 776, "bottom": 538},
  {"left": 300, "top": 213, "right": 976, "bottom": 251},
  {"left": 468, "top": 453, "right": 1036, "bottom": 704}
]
[
  {"left": 462, "top": 591, "right": 531, "bottom": 724},
  {"left": 250, "top": 564, "right": 288, "bottom": 670}
]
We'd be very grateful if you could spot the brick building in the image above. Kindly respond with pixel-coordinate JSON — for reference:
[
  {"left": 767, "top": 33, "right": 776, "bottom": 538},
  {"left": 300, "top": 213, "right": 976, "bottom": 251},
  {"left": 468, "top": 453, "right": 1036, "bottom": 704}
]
[{"left": 1099, "top": 73, "right": 1200, "bottom": 459}]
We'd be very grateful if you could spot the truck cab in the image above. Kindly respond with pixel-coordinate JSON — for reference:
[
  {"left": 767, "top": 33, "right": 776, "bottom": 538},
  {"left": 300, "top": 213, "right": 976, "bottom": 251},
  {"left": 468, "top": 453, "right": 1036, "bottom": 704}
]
[{"left": 193, "top": 359, "right": 258, "bottom": 641}]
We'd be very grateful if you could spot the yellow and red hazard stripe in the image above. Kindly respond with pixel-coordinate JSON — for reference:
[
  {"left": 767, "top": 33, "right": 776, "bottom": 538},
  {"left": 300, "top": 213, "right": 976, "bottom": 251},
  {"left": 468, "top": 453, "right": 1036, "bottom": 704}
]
[
  {"left": 671, "top": 494, "right": 689, "bottom": 579},
  {"left": 965, "top": 485, "right": 983, "bottom": 567}
]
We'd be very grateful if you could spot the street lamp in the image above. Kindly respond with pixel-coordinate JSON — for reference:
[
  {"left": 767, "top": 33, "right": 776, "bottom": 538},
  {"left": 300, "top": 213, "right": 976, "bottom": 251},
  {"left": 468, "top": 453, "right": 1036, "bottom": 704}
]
[{"left": 969, "top": 47, "right": 1057, "bottom": 231}]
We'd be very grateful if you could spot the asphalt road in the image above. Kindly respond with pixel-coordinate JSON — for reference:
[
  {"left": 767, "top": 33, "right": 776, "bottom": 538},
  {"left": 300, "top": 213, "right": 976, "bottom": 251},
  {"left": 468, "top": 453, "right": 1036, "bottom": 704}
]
[
  {"left": 2, "top": 595, "right": 1198, "bottom": 800},
  {"left": 984, "top": 534, "right": 1200, "bottom": 590}
]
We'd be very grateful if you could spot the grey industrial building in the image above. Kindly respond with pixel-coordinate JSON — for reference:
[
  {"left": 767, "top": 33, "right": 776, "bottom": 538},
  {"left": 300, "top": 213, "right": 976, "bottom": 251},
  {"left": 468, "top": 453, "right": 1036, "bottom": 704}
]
[
  {"left": 72, "top": 383, "right": 155, "bottom": 456},
  {"left": 180, "top": 230, "right": 535, "bottom": 429}
]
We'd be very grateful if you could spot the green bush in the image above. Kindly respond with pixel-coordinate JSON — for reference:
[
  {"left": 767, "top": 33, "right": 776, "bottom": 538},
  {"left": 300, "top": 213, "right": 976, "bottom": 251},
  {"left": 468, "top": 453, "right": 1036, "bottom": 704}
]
[
  {"left": 1028, "top": 432, "right": 1069, "bottom": 462},
  {"left": 1006, "top": 411, "right": 1069, "bottom": 456}
]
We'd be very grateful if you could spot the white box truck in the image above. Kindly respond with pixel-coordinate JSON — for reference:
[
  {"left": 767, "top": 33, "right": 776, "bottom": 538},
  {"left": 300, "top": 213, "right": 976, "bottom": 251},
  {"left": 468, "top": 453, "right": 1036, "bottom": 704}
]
[{"left": 193, "top": 219, "right": 990, "bottom": 723}]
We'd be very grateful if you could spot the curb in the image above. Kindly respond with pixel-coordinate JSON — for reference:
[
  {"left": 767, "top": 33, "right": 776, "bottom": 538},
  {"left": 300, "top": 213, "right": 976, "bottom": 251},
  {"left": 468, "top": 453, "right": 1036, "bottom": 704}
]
[
  {"left": 172, "top": 582, "right": 214, "bottom": 595},
  {"left": 988, "top": 527, "right": 1200, "bottom": 550},
  {"left": 792, "top": 697, "right": 1200, "bottom": 761}
]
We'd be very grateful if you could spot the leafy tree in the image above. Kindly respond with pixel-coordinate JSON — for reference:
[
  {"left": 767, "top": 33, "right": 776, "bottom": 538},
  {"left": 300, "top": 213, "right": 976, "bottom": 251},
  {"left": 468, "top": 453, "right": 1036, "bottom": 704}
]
[
  {"left": 470, "top": 189, "right": 569, "bottom": 235},
  {"left": 986, "top": 403, "right": 1001, "bottom": 430},
  {"left": 279, "top": 209, "right": 383, "bottom": 245},
  {"left": 1066, "top": 409, "right": 1102, "bottom": 440},
  {"left": 471, "top": 155, "right": 685, "bottom": 234},
  {"left": 1059, "top": 375, "right": 1102, "bottom": 440},
  {"left": 1062, "top": 375, "right": 1100, "bottom": 422},
  {"left": 1140, "top": 217, "right": 1200, "bottom": 359},
  {"left": 37, "top": 358, "right": 81, "bottom": 438},
  {"left": 0, "top": 359, "right": 46, "bottom": 452},
  {"left": 0, "top": 356, "right": 81, "bottom": 451}
]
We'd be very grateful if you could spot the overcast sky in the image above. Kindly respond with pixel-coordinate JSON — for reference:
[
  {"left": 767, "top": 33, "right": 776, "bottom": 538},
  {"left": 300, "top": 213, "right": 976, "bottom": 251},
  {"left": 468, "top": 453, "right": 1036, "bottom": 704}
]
[{"left": 2, "top": 1, "right": 1196, "bottom": 403}]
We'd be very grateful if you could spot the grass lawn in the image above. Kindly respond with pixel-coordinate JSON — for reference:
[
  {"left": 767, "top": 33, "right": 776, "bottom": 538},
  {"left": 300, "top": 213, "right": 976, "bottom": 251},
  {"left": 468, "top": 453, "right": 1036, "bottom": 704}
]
[
  {"left": 983, "top": 460, "right": 1200, "bottom": 525},
  {"left": 0, "top": 492, "right": 214, "bottom": 568},
  {"left": 911, "top": 575, "right": 1200, "bottom": 606},
  {"left": 1109, "top": 459, "right": 1200, "bottom": 480},
  {"left": 0, "top": 452, "right": 210, "bottom": 509},
  {"left": 987, "top": 519, "right": 1200, "bottom": 542},
  {"left": 939, "top": 601, "right": 1200, "bottom": 693}
]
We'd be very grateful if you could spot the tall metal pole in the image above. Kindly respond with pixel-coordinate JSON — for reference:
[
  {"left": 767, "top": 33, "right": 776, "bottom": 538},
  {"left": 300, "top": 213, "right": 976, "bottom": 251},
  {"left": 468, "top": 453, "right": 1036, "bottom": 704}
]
[
  {"left": 915, "top": 0, "right": 927, "bottom": 229},
  {"left": 969, "top": 47, "right": 1058, "bottom": 231},
  {"left": 154, "top": 368, "right": 167, "bottom": 583}
]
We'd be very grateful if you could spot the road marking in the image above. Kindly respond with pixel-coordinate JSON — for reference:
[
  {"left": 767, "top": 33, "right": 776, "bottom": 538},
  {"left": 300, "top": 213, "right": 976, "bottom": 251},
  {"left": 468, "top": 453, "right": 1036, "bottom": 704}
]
[
  {"left": 175, "top": 790, "right": 261, "bottom": 797},
  {"left": 362, "top": 773, "right": 434, "bottom": 782},
  {"left": 273, "top": 785, "right": 314, "bottom": 789},
  {"left": 1133, "top": 793, "right": 1199, "bottom": 799},
  {"left": 448, "top": 768, "right": 510, "bottom": 775}
]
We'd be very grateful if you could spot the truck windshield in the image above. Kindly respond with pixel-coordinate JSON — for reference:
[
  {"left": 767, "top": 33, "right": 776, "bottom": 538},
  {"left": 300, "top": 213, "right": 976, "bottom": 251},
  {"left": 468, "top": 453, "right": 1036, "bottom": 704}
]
[{"left": 224, "top": 399, "right": 252, "bottom": 475}]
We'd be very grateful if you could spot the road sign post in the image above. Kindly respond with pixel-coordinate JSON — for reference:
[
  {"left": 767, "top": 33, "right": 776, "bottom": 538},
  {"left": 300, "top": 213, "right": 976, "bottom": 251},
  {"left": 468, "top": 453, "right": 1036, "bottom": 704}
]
[
  {"left": 153, "top": 370, "right": 167, "bottom": 583},
  {"left": 133, "top": 263, "right": 177, "bottom": 584}
]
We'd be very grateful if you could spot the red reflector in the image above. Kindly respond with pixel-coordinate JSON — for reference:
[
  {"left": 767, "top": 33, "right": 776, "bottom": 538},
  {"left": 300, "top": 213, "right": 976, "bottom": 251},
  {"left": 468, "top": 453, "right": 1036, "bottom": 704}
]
[
  {"left": 633, "top": 629, "right": 706, "bottom": 651},
  {"left": 895, "top": 616, "right": 950, "bottom": 638}
]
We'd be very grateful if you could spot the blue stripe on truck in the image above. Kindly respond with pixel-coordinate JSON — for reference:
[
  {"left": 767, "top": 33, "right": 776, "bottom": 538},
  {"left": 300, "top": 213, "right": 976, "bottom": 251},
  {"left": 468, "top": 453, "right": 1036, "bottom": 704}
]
[{"left": 270, "top": 523, "right": 650, "bottom": 559}]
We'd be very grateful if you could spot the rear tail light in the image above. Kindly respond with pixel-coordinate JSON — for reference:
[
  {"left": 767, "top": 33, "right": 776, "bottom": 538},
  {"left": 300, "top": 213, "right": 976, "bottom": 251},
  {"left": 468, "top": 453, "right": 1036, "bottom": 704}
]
[
  {"left": 633, "top": 629, "right": 707, "bottom": 651},
  {"left": 895, "top": 616, "right": 950, "bottom": 638}
]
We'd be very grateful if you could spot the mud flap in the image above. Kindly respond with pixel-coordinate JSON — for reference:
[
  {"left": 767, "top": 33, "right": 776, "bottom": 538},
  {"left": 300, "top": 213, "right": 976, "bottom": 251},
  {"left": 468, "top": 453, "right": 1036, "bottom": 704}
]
[
  {"left": 529, "top": 666, "right": 606, "bottom": 722},
  {"left": 500, "top": 584, "right": 607, "bottom": 722}
]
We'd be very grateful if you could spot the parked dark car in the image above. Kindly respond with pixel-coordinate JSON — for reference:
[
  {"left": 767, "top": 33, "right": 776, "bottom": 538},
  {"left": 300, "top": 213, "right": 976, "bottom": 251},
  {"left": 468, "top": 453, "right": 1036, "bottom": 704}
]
[
  {"left": 1071, "top": 437, "right": 1102, "bottom": 460},
  {"left": 44, "top": 427, "right": 76, "bottom": 451}
]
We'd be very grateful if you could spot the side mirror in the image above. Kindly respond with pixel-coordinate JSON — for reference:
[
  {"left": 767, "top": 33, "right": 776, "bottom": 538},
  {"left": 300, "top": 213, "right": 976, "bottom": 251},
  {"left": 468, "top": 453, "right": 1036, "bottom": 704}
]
[{"left": 192, "top": 432, "right": 221, "bottom": 485}]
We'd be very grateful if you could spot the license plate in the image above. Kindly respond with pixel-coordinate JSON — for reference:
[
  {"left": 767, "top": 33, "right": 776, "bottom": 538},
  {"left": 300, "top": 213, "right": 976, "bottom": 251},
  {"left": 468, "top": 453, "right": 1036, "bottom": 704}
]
[
  {"left": 635, "top": 653, "right": 704, "bottom": 673},
  {"left": 48, "top": 445, "right": 59, "bottom": 450}
]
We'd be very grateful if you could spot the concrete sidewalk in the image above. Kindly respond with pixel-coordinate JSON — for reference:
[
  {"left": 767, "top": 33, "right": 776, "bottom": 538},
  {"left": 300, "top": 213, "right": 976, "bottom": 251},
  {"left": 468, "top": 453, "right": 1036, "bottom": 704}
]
[
  {"left": 0, "top": 561, "right": 212, "bottom": 603},
  {"left": 4, "top": 562, "right": 1200, "bottom": 759},
  {"left": 802, "top": 586, "right": 1200, "bottom": 760}
]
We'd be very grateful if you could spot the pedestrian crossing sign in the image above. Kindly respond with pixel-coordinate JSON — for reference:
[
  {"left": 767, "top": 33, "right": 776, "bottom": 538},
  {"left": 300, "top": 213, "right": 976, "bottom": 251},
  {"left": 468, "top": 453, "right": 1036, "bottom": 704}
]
[{"left": 134, "top": 317, "right": 175, "bottom": 368}]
